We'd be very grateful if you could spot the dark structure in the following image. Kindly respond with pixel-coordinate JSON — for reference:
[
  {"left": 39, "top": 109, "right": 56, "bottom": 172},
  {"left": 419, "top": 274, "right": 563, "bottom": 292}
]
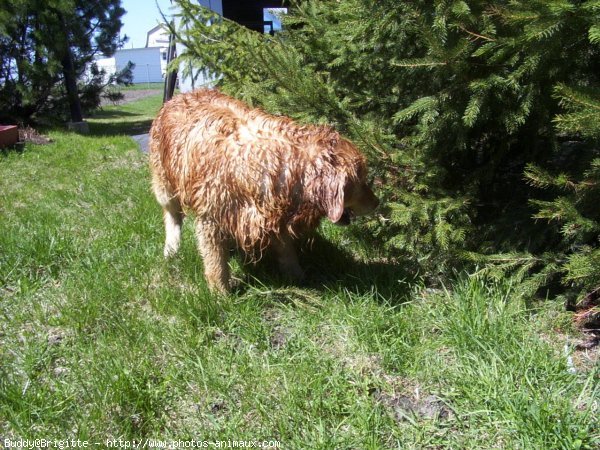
[
  {"left": 222, "top": 0, "right": 285, "bottom": 33},
  {"left": 164, "top": 0, "right": 286, "bottom": 102}
]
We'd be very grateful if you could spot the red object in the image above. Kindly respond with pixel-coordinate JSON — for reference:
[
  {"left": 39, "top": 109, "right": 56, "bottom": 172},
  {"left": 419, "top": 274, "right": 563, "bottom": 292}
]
[{"left": 0, "top": 125, "right": 19, "bottom": 147}]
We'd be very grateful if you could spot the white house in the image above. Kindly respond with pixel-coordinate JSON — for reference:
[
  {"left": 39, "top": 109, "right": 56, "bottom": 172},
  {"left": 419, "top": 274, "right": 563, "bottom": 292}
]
[
  {"left": 146, "top": 24, "right": 170, "bottom": 75},
  {"left": 146, "top": 24, "right": 170, "bottom": 48},
  {"left": 175, "top": 0, "right": 223, "bottom": 92},
  {"left": 173, "top": 1, "right": 286, "bottom": 93},
  {"left": 92, "top": 2, "right": 287, "bottom": 88},
  {"left": 93, "top": 55, "right": 116, "bottom": 79},
  {"left": 115, "top": 47, "right": 163, "bottom": 84},
  {"left": 93, "top": 25, "right": 170, "bottom": 84}
]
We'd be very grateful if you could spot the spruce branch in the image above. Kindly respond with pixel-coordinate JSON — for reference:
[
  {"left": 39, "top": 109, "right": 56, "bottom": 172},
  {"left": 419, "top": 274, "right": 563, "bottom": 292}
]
[{"left": 458, "top": 25, "right": 496, "bottom": 42}]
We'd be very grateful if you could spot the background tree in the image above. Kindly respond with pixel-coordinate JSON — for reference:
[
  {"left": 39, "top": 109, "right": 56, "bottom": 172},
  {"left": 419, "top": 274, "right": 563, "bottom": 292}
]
[{"left": 0, "top": 0, "right": 127, "bottom": 123}]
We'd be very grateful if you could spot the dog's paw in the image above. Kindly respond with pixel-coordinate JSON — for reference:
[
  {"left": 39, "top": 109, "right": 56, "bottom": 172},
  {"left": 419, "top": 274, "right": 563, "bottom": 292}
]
[{"left": 163, "top": 245, "right": 179, "bottom": 258}]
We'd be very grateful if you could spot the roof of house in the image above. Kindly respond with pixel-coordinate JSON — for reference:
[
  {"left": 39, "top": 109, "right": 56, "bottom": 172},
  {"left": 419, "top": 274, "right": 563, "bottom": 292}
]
[{"left": 145, "top": 24, "right": 169, "bottom": 47}]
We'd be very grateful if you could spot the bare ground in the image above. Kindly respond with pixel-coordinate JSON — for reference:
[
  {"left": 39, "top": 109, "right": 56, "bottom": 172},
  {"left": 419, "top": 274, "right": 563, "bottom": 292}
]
[{"left": 100, "top": 89, "right": 162, "bottom": 107}]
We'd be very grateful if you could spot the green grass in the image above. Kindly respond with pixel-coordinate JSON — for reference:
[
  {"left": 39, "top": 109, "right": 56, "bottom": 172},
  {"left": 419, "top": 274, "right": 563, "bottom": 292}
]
[
  {"left": 89, "top": 94, "right": 163, "bottom": 136},
  {"left": 0, "top": 95, "right": 598, "bottom": 448},
  {"left": 117, "top": 82, "right": 164, "bottom": 91}
]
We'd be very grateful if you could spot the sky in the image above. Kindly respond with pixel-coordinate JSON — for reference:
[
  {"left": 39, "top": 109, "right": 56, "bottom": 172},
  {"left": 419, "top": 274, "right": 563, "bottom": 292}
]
[
  {"left": 119, "top": 1, "right": 287, "bottom": 49},
  {"left": 120, "top": 0, "right": 173, "bottom": 49}
]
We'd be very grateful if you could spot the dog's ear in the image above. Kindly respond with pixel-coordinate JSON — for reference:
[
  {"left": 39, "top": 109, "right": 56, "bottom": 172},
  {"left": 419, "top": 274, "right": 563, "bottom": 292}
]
[{"left": 323, "top": 171, "right": 346, "bottom": 222}]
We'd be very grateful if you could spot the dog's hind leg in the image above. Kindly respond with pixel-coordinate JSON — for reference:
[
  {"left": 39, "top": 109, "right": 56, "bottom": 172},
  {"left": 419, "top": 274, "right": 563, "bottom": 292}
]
[
  {"left": 195, "top": 219, "right": 230, "bottom": 293},
  {"left": 273, "top": 233, "right": 305, "bottom": 282}
]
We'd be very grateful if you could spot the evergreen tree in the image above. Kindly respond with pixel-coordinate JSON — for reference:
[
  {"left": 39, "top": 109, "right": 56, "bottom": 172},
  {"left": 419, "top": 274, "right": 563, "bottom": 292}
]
[
  {"left": 0, "top": 0, "right": 126, "bottom": 122},
  {"left": 524, "top": 83, "right": 600, "bottom": 305},
  {"left": 171, "top": 0, "right": 600, "bottom": 297}
]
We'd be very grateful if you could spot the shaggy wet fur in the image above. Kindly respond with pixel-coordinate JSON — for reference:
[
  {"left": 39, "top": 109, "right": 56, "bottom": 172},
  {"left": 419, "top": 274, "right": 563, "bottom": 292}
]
[{"left": 149, "top": 89, "right": 378, "bottom": 293}]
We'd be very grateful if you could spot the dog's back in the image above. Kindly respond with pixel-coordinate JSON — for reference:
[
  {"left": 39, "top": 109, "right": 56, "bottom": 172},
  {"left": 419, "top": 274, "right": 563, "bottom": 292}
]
[
  {"left": 149, "top": 90, "right": 240, "bottom": 204},
  {"left": 149, "top": 89, "right": 319, "bottom": 248}
]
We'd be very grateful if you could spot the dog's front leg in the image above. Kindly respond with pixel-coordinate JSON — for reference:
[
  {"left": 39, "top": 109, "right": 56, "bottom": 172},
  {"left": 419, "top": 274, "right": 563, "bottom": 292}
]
[
  {"left": 273, "top": 233, "right": 305, "bottom": 282},
  {"left": 195, "top": 219, "right": 230, "bottom": 293}
]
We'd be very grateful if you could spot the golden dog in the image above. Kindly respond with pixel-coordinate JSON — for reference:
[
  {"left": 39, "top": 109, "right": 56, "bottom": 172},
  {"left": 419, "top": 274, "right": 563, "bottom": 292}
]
[{"left": 149, "top": 89, "right": 379, "bottom": 293}]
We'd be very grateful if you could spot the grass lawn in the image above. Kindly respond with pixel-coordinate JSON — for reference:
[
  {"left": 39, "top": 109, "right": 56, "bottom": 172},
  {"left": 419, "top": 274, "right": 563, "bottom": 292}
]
[
  {"left": 88, "top": 94, "right": 161, "bottom": 136},
  {"left": 0, "top": 94, "right": 598, "bottom": 448},
  {"left": 119, "top": 82, "right": 165, "bottom": 91}
]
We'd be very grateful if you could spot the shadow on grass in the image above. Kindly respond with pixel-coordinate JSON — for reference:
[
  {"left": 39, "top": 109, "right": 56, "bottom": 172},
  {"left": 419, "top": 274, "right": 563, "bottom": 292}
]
[
  {"left": 86, "top": 102, "right": 159, "bottom": 136},
  {"left": 87, "top": 118, "right": 154, "bottom": 137},
  {"left": 0, "top": 144, "right": 25, "bottom": 157},
  {"left": 237, "top": 235, "right": 416, "bottom": 305},
  {"left": 160, "top": 232, "right": 414, "bottom": 320},
  {"left": 89, "top": 109, "right": 141, "bottom": 119}
]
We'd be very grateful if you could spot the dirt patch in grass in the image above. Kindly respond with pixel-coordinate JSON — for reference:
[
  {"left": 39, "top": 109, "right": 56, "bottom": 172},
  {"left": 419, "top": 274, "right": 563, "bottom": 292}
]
[
  {"left": 19, "top": 126, "right": 52, "bottom": 145},
  {"left": 101, "top": 89, "right": 162, "bottom": 107},
  {"left": 573, "top": 289, "right": 600, "bottom": 351},
  {"left": 373, "top": 388, "right": 453, "bottom": 424}
]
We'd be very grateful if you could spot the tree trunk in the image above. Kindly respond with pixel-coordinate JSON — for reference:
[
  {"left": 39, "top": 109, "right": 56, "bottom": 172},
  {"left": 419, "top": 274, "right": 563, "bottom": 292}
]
[
  {"left": 61, "top": 45, "right": 83, "bottom": 123},
  {"left": 163, "top": 29, "right": 177, "bottom": 103}
]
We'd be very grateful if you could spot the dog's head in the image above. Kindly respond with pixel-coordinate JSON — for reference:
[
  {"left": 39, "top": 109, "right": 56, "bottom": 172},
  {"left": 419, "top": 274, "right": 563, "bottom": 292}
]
[{"left": 317, "top": 137, "right": 379, "bottom": 226}]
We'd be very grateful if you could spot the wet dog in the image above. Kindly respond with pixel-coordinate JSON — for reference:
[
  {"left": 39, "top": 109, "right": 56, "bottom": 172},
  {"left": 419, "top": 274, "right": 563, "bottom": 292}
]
[{"left": 149, "top": 89, "right": 379, "bottom": 292}]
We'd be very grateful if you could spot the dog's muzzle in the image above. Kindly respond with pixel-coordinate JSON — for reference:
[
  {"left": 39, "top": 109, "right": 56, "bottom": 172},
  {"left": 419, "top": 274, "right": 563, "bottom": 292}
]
[{"left": 334, "top": 208, "right": 354, "bottom": 226}]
